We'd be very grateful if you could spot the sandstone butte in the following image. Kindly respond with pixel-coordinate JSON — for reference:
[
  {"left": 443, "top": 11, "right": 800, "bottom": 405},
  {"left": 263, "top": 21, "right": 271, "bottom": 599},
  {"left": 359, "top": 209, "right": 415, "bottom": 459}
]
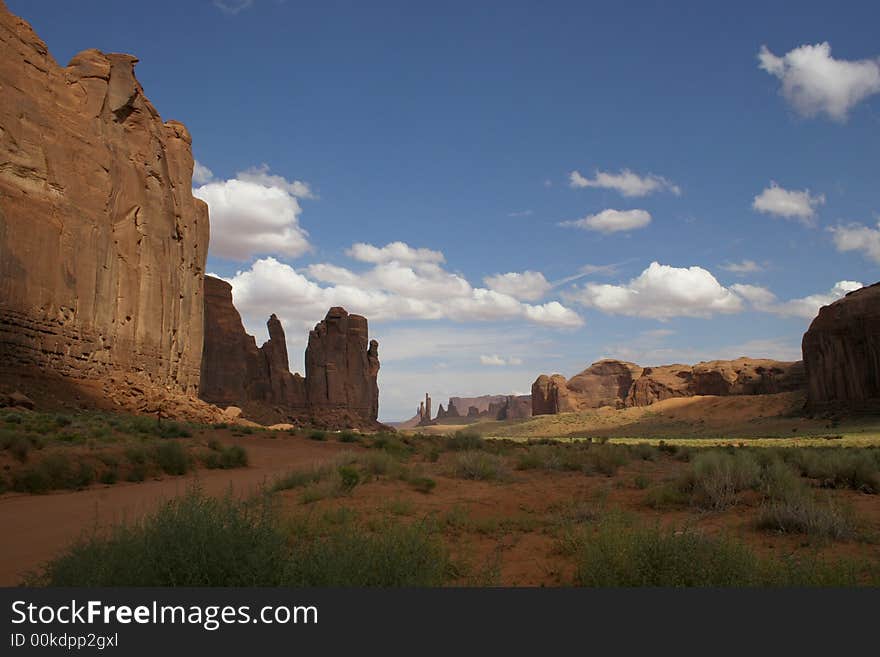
[
  {"left": 802, "top": 282, "right": 880, "bottom": 413},
  {"left": 200, "top": 276, "right": 381, "bottom": 429},
  {"left": 0, "top": 3, "right": 383, "bottom": 428},
  {"left": 0, "top": 1, "right": 208, "bottom": 397},
  {"left": 532, "top": 357, "right": 806, "bottom": 415}
]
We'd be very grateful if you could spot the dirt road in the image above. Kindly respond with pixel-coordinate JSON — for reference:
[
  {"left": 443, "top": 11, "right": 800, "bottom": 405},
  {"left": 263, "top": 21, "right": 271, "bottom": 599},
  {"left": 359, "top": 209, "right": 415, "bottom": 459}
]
[{"left": 0, "top": 435, "right": 352, "bottom": 585}]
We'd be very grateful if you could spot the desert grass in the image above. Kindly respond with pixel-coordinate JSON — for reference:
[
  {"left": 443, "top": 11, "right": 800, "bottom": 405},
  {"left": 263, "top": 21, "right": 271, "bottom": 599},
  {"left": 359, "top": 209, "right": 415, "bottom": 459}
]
[
  {"left": 449, "top": 451, "right": 511, "bottom": 481},
  {"left": 565, "top": 512, "right": 878, "bottom": 587},
  {"left": 27, "top": 487, "right": 451, "bottom": 587}
]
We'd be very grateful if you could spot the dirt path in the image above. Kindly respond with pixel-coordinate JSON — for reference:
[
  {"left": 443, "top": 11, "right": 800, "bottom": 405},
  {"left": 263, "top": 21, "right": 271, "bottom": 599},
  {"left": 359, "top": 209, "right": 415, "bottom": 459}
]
[{"left": 0, "top": 435, "right": 353, "bottom": 585}]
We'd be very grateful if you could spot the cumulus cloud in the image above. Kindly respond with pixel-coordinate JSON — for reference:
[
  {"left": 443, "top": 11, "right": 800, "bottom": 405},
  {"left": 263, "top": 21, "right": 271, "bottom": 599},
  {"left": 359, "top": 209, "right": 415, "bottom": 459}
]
[
  {"left": 192, "top": 160, "right": 214, "bottom": 185},
  {"left": 213, "top": 0, "right": 254, "bottom": 15},
  {"left": 479, "top": 354, "right": 523, "bottom": 367},
  {"left": 559, "top": 209, "right": 652, "bottom": 233},
  {"left": 829, "top": 220, "right": 880, "bottom": 263},
  {"left": 720, "top": 260, "right": 764, "bottom": 275},
  {"left": 732, "top": 281, "right": 864, "bottom": 319},
  {"left": 752, "top": 182, "right": 824, "bottom": 224},
  {"left": 564, "top": 262, "right": 743, "bottom": 319},
  {"left": 194, "top": 165, "right": 313, "bottom": 261},
  {"left": 569, "top": 169, "right": 680, "bottom": 197},
  {"left": 483, "top": 271, "right": 552, "bottom": 301},
  {"left": 346, "top": 241, "right": 445, "bottom": 265},
  {"left": 236, "top": 163, "right": 315, "bottom": 199},
  {"left": 758, "top": 43, "right": 880, "bottom": 121},
  {"left": 226, "top": 243, "right": 584, "bottom": 333}
]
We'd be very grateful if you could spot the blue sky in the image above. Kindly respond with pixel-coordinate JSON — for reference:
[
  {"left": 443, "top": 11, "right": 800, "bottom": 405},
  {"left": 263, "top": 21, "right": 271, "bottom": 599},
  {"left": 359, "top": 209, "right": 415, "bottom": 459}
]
[{"left": 12, "top": 0, "right": 879, "bottom": 420}]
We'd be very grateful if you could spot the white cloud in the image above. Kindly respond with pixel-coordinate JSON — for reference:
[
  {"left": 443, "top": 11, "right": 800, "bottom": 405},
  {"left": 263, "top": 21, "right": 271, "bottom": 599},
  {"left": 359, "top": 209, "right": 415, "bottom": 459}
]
[
  {"left": 508, "top": 210, "right": 534, "bottom": 217},
  {"left": 346, "top": 241, "right": 445, "bottom": 265},
  {"left": 194, "top": 166, "right": 312, "bottom": 261},
  {"left": 480, "top": 354, "right": 523, "bottom": 367},
  {"left": 829, "top": 220, "right": 880, "bottom": 263},
  {"left": 569, "top": 169, "right": 680, "bottom": 197},
  {"left": 236, "top": 164, "right": 315, "bottom": 199},
  {"left": 560, "top": 209, "right": 652, "bottom": 233},
  {"left": 758, "top": 43, "right": 880, "bottom": 121},
  {"left": 213, "top": 0, "right": 254, "bottom": 15},
  {"left": 483, "top": 271, "right": 551, "bottom": 301},
  {"left": 752, "top": 182, "right": 824, "bottom": 225},
  {"left": 720, "top": 260, "right": 764, "bottom": 274},
  {"left": 729, "top": 284, "right": 779, "bottom": 308},
  {"left": 564, "top": 262, "right": 743, "bottom": 319},
  {"left": 192, "top": 160, "right": 214, "bottom": 185},
  {"left": 732, "top": 281, "right": 864, "bottom": 319},
  {"left": 226, "top": 243, "right": 584, "bottom": 335}
]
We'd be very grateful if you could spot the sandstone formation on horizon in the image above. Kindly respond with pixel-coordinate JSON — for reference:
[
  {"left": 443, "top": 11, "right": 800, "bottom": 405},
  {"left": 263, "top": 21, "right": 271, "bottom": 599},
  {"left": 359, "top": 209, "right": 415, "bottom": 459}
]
[
  {"left": 200, "top": 276, "right": 381, "bottom": 428},
  {"left": 802, "top": 282, "right": 880, "bottom": 413},
  {"left": 532, "top": 357, "right": 806, "bottom": 415},
  {"left": 0, "top": 2, "right": 208, "bottom": 395}
]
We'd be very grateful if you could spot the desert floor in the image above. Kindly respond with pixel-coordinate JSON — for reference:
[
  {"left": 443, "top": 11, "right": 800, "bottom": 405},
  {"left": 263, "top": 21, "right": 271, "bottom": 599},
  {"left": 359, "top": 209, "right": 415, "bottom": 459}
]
[{"left": 2, "top": 396, "right": 879, "bottom": 585}]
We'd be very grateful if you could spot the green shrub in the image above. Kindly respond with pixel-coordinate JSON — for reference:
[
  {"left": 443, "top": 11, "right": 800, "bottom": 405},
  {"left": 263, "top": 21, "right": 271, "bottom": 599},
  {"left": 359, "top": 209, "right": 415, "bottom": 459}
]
[
  {"left": 444, "top": 430, "right": 485, "bottom": 451},
  {"left": 634, "top": 475, "right": 650, "bottom": 490},
  {"left": 337, "top": 466, "right": 361, "bottom": 492},
  {"left": 786, "top": 448, "right": 880, "bottom": 493},
  {"left": 202, "top": 445, "right": 248, "bottom": 470},
  {"left": 644, "top": 480, "right": 690, "bottom": 509},
  {"left": 409, "top": 476, "right": 437, "bottom": 494},
  {"left": 126, "top": 464, "right": 147, "bottom": 483},
  {"left": 283, "top": 518, "right": 450, "bottom": 587},
  {"left": 4, "top": 412, "right": 23, "bottom": 424},
  {"left": 686, "top": 450, "right": 761, "bottom": 510},
  {"left": 756, "top": 494, "right": 855, "bottom": 540},
  {"left": 12, "top": 465, "right": 52, "bottom": 494},
  {"left": 100, "top": 469, "right": 118, "bottom": 485},
  {"left": 28, "top": 489, "right": 289, "bottom": 586},
  {"left": 758, "top": 457, "right": 807, "bottom": 502},
  {"left": 153, "top": 441, "right": 190, "bottom": 476},
  {"left": 515, "top": 448, "right": 547, "bottom": 470},
  {"left": 451, "top": 451, "right": 510, "bottom": 481},
  {"left": 583, "top": 445, "right": 630, "bottom": 476},
  {"left": 8, "top": 435, "right": 31, "bottom": 462},
  {"left": 359, "top": 450, "right": 403, "bottom": 477},
  {"left": 308, "top": 429, "right": 327, "bottom": 441},
  {"left": 338, "top": 430, "right": 359, "bottom": 443},
  {"left": 370, "top": 433, "right": 412, "bottom": 457},
  {"left": 631, "top": 443, "right": 658, "bottom": 461},
  {"left": 272, "top": 465, "right": 333, "bottom": 492},
  {"left": 568, "top": 514, "right": 873, "bottom": 587}
]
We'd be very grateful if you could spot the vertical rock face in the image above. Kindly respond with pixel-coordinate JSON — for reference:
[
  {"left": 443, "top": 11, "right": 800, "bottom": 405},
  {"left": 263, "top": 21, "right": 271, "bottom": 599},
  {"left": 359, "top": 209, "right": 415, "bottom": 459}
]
[
  {"left": 531, "top": 374, "right": 576, "bottom": 415},
  {"left": 0, "top": 4, "right": 208, "bottom": 393},
  {"left": 199, "top": 276, "right": 306, "bottom": 419},
  {"left": 566, "top": 360, "right": 643, "bottom": 409},
  {"left": 200, "top": 291, "right": 378, "bottom": 426},
  {"left": 626, "top": 365, "right": 694, "bottom": 407},
  {"left": 802, "top": 282, "right": 880, "bottom": 412},
  {"left": 305, "top": 307, "right": 380, "bottom": 424},
  {"left": 200, "top": 277, "right": 265, "bottom": 408},
  {"left": 497, "top": 395, "right": 532, "bottom": 420}
]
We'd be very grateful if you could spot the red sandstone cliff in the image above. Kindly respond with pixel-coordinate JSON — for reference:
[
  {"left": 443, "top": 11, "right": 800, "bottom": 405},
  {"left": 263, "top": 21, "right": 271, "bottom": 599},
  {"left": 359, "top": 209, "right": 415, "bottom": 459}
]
[
  {"left": 199, "top": 282, "right": 380, "bottom": 428},
  {"left": 533, "top": 357, "right": 805, "bottom": 415},
  {"left": 802, "top": 282, "right": 879, "bottom": 413},
  {"left": 0, "top": 2, "right": 208, "bottom": 394}
]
